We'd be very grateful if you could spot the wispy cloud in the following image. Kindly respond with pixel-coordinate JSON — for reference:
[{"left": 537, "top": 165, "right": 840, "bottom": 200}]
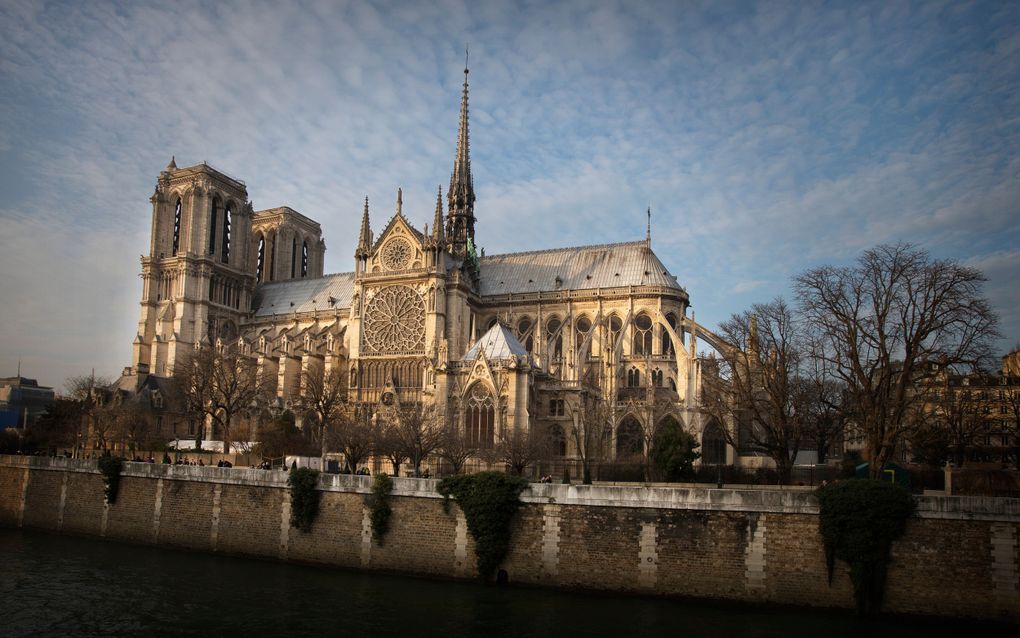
[{"left": 1, "top": 0, "right": 1018, "bottom": 385}]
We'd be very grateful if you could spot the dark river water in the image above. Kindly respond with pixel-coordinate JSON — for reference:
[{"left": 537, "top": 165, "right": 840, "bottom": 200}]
[{"left": 0, "top": 528, "right": 996, "bottom": 637}]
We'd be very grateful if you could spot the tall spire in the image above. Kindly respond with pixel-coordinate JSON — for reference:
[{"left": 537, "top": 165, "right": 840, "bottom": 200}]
[
  {"left": 356, "top": 196, "right": 372, "bottom": 258},
  {"left": 447, "top": 46, "right": 476, "bottom": 258},
  {"left": 646, "top": 206, "right": 651, "bottom": 246},
  {"left": 432, "top": 185, "right": 445, "bottom": 245}
]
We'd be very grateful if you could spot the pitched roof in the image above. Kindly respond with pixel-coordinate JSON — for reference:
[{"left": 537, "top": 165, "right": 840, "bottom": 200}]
[
  {"left": 252, "top": 272, "right": 355, "bottom": 317},
  {"left": 477, "top": 240, "right": 682, "bottom": 296},
  {"left": 463, "top": 323, "right": 530, "bottom": 361}
]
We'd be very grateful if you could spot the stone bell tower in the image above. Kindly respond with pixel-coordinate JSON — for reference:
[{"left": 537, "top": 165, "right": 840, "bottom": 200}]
[{"left": 133, "top": 159, "right": 255, "bottom": 376}]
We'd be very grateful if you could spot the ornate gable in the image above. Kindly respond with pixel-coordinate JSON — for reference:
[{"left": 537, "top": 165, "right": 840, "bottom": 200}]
[{"left": 369, "top": 192, "right": 425, "bottom": 274}]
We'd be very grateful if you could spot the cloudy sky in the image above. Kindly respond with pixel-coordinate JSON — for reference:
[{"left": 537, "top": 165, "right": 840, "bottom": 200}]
[{"left": 1, "top": 0, "right": 1018, "bottom": 389}]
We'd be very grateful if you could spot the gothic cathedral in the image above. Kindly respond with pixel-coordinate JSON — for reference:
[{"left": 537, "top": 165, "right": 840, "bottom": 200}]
[{"left": 124, "top": 65, "right": 736, "bottom": 469}]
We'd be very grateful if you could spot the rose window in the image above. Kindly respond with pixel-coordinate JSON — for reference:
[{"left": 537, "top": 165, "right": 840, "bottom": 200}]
[
  {"left": 363, "top": 285, "right": 426, "bottom": 353},
  {"left": 382, "top": 238, "right": 413, "bottom": 271}
]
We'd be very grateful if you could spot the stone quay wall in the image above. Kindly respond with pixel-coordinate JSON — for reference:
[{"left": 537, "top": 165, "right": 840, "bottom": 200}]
[{"left": 1, "top": 455, "right": 1018, "bottom": 620}]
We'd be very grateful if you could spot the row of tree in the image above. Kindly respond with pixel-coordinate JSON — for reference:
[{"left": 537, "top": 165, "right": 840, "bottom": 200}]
[{"left": 702, "top": 243, "right": 1004, "bottom": 482}]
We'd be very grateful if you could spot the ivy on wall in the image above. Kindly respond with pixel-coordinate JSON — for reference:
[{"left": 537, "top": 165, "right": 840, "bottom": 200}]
[
  {"left": 368, "top": 473, "right": 393, "bottom": 545},
  {"left": 97, "top": 456, "right": 123, "bottom": 504},
  {"left": 288, "top": 467, "right": 321, "bottom": 532},
  {"left": 437, "top": 472, "right": 529, "bottom": 580},
  {"left": 817, "top": 479, "right": 915, "bottom": 615}
]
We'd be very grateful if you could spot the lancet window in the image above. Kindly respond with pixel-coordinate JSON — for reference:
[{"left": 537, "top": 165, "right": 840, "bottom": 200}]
[
  {"left": 515, "top": 317, "right": 534, "bottom": 353},
  {"left": 633, "top": 313, "right": 652, "bottom": 355},
  {"left": 547, "top": 317, "right": 563, "bottom": 360},
  {"left": 256, "top": 235, "right": 265, "bottom": 282},
  {"left": 607, "top": 315, "right": 622, "bottom": 354},
  {"left": 302, "top": 240, "right": 309, "bottom": 277},
  {"left": 209, "top": 198, "right": 220, "bottom": 255},
  {"left": 221, "top": 204, "right": 232, "bottom": 263},
  {"left": 172, "top": 198, "right": 181, "bottom": 255},
  {"left": 465, "top": 384, "right": 495, "bottom": 449},
  {"left": 575, "top": 315, "right": 592, "bottom": 359},
  {"left": 663, "top": 313, "right": 678, "bottom": 356}
]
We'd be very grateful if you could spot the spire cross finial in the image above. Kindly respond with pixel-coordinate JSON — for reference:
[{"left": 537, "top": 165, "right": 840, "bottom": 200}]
[{"left": 465, "top": 44, "right": 469, "bottom": 74}]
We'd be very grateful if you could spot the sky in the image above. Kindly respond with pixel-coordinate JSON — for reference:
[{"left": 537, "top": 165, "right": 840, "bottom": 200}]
[{"left": 1, "top": 0, "right": 1018, "bottom": 390}]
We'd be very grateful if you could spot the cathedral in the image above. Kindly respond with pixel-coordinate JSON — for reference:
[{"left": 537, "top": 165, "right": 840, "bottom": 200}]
[{"left": 121, "top": 65, "right": 738, "bottom": 471}]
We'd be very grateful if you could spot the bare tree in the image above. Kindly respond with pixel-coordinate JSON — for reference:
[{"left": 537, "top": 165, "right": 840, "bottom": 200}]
[
  {"left": 65, "top": 373, "right": 111, "bottom": 456},
  {"left": 108, "top": 400, "right": 150, "bottom": 456},
  {"left": 394, "top": 403, "right": 444, "bottom": 477},
  {"left": 568, "top": 390, "right": 613, "bottom": 484},
  {"left": 1003, "top": 383, "right": 1020, "bottom": 468},
  {"left": 327, "top": 404, "right": 375, "bottom": 472},
  {"left": 702, "top": 298, "right": 807, "bottom": 484},
  {"left": 173, "top": 345, "right": 272, "bottom": 455},
  {"left": 797, "top": 374, "right": 848, "bottom": 465},
  {"left": 498, "top": 426, "right": 550, "bottom": 477},
  {"left": 374, "top": 414, "right": 407, "bottom": 476},
  {"left": 912, "top": 382, "right": 989, "bottom": 467},
  {"left": 796, "top": 244, "right": 999, "bottom": 478},
  {"left": 299, "top": 365, "right": 348, "bottom": 467},
  {"left": 438, "top": 423, "right": 476, "bottom": 475}
]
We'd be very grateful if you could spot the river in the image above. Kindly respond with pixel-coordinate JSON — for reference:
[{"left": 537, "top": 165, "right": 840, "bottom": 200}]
[{"left": 0, "top": 528, "right": 994, "bottom": 637}]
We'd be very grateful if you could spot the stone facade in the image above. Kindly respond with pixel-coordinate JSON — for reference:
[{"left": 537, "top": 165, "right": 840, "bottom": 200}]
[
  {"left": 119, "top": 65, "right": 742, "bottom": 469},
  {"left": 2, "top": 455, "right": 1018, "bottom": 619}
]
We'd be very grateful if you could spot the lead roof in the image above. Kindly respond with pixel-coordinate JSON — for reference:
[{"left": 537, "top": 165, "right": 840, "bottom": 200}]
[{"left": 250, "top": 240, "right": 682, "bottom": 316}]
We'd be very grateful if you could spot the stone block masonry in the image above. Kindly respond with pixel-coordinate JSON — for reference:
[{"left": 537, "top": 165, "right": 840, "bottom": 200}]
[{"left": 1, "top": 456, "right": 1018, "bottom": 621}]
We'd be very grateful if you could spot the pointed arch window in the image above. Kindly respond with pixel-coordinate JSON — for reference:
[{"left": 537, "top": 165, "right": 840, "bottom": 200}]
[
  {"left": 608, "top": 315, "right": 623, "bottom": 354},
  {"left": 269, "top": 234, "right": 276, "bottom": 281},
  {"left": 221, "top": 204, "right": 232, "bottom": 263},
  {"left": 548, "top": 424, "right": 567, "bottom": 457},
  {"left": 209, "top": 198, "right": 220, "bottom": 255},
  {"left": 663, "top": 313, "right": 678, "bottom": 356},
  {"left": 302, "top": 240, "right": 309, "bottom": 277},
  {"left": 627, "top": 367, "right": 641, "bottom": 388},
  {"left": 291, "top": 237, "right": 297, "bottom": 278},
  {"left": 465, "top": 384, "right": 495, "bottom": 449},
  {"left": 256, "top": 235, "right": 265, "bottom": 282},
  {"left": 172, "top": 198, "right": 182, "bottom": 255},
  {"left": 516, "top": 318, "right": 534, "bottom": 353},
  {"left": 575, "top": 315, "right": 592, "bottom": 359},
  {"left": 634, "top": 313, "right": 652, "bottom": 355},
  {"left": 547, "top": 317, "right": 563, "bottom": 360},
  {"left": 616, "top": 417, "right": 643, "bottom": 459}
]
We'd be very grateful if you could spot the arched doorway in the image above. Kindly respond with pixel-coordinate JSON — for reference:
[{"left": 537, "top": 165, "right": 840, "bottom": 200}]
[
  {"left": 701, "top": 418, "right": 727, "bottom": 465},
  {"left": 616, "top": 416, "right": 643, "bottom": 460}
]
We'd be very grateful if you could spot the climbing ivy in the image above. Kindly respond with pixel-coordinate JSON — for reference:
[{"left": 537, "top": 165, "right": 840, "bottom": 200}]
[
  {"left": 97, "top": 456, "right": 124, "bottom": 504},
  {"left": 288, "top": 467, "right": 321, "bottom": 532},
  {"left": 368, "top": 473, "right": 394, "bottom": 545},
  {"left": 437, "top": 472, "right": 529, "bottom": 580},
  {"left": 816, "top": 479, "right": 914, "bottom": 615}
]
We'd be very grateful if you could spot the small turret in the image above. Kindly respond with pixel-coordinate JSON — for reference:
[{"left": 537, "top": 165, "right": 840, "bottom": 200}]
[
  {"left": 355, "top": 197, "right": 372, "bottom": 261},
  {"left": 432, "top": 185, "right": 446, "bottom": 248}
]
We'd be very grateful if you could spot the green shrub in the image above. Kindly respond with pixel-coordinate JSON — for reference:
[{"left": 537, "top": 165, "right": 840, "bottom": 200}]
[
  {"left": 816, "top": 479, "right": 914, "bottom": 614},
  {"left": 97, "top": 455, "right": 124, "bottom": 504},
  {"left": 368, "top": 473, "right": 394, "bottom": 545},
  {"left": 437, "top": 472, "right": 529, "bottom": 580},
  {"left": 288, "top": 467, "right": 321, "bottom": 532}
]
